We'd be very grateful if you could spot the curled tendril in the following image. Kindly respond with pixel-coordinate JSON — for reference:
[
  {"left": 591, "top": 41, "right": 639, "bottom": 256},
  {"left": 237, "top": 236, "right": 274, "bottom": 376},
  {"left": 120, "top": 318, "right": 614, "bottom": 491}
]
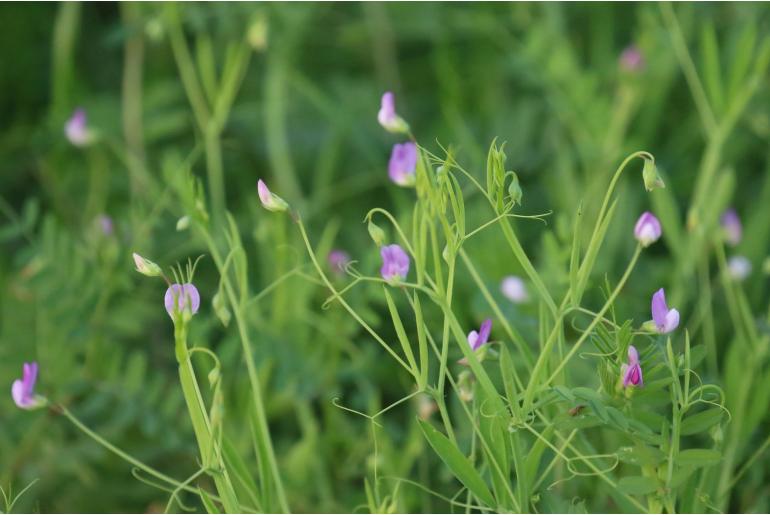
[{"left": 131, "top": 468, "right": 196, "bottom": 513}]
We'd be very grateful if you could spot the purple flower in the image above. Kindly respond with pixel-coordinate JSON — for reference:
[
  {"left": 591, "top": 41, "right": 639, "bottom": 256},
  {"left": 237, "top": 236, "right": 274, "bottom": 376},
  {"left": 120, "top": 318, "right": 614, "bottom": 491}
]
[
  {"left": 328, "top": 249, "right": 351, "bottom": 274},
  {"left": 98, "top": 214, "right": 113, "bottom": 236},
  {"left": 727, "top": 255, "right": 752, "bottom": 281},
  {"left": 257, "top": 179, "right": 289, "bottom": 212},
  {"left": 380, "top": 244, "right": 410, "bottom": 282},
  {"left": 165, "top": 283, "right": 201, "bottom": 319},
  {"left": 65, "top": 108, "right": 93, "bottom": 147},
  {"left": 377, "top": 91, "right": 408, "bottom": 133},
  {"left": 651, "top": 288, "right": 679, "bottom": 334},
  {"left": 388, "top": 142, "right": 418, "bottom": 186},
  {"left": 12, "top": 362, "right": 44, "bottom": 410},
  {"left": 621, "top": 345, "right": 643, "bottom": 388},
  {"left": 619, "top": 45, "right": 645, "bottom": 72},
  {"left": 500, "top": 276, "right": 529, "bottom": 303},
  {"left": 467, "top": 319, "right": 492, "bottom": 351},
  {"left": 634, "top": 211, "right": 662, "bottom": 247},
  {"left": 721, "top": 209, "right": 742, "bottom": 247}
]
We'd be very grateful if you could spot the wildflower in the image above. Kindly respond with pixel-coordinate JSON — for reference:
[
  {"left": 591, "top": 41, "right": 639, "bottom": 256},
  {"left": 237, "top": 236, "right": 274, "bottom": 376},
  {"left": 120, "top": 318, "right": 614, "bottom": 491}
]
[
  {"left": 98, "top": 214, "right": 113, "bottom": 236},
  {"left": 133, "top": 252, "right": 162, "bottom": 277},
  {"left": 328, "top": 249, "right": 351, "bottom": 275},
  {"left": 380, "top": 244, "right": 409, "bottom": 283},
  {"left": 257, "top": 179, "right": 289, "bottom": 213},
  {"left": 164, "top": 283, "right": 201, "bottom": 319},
  {"left": 467, "top": 319, "right": 492, "bottom": 351},
  {"left": 727, "top": 255, "right": 752, "bottom": 281},
  {"left": 634, "top": 211, "right": 662, "bottom": 247},
  {"left": 650, "top": 288, "right": 679, "bottom": 334},
  {"left": 377, "top": 91, "right": 409, "bottom": 133},
  {"left": 501, "top": 276, "right": 529, "bottom": 303},
  {"left": 619, "top": 45, "right": 645, "bottom": 72},
  {"left": 721, "top": 209, "right": 742, "bottom": 247},
  {"left": 620, "top": 346, "right": 643, "bottom": 388},
  {"left": 65, "top": 108, "right": 93, "bottom": 147},
  {"left": 388, "top": 142, "right": 418, "bottom": 186},
  {"left": 12, "top": 362, "right": 45, "bottom": 410}
]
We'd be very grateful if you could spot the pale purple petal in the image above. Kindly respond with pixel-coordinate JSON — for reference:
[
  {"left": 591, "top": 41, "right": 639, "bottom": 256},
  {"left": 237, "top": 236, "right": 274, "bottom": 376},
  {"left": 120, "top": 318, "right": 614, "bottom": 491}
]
[
  {"left": 12, "top": 361, "right": 41, "bottom": 409},
  {"left": 328, "top": 250, "right": 351, "bottom": 274},
  {"left": 467, "top": 330, "right": 479, "bottom": 349},
  {"left": 477, "top": 319, "right": 492, "bottom": 346},
  {"left": 663, "top": 309, "right": 680, "bottom": 333},
  {"left": 721, "top": 209, "right": 742, "bottom": 247},
  {"left": 257, "top": 179, "right": 272, "bottom": 206},
  {"left": 619, "top": 45, "right": 645, "bottom": 72},
  {"left": 165, "top": 283, "right": 201, "bottom": 318},
  {"left": 634, "top": 211, "right": 662, "bottom": 247},
  {"left": 380, "top": 244, "right": 410, "bottom": 281},
  {"left": 627, "top": 345, "right": 639, "bottom": 365},
  {"left": 623, "top": 362, "right": 643, "bottom": 387},
  {"left": 728, "top": 255, "right": 752, "bottom": 281},
  {"left": 65, "top": 108, "right": 91, "bottom": 146},
  {"left": 378, "top": 92, "right": 396, "bottom": 127},
  {"left": 651, "top": 288, "right": 668, "bottom": 329},
  {"left": 388, "top": 142, "right": 418, "bottom": 186},
  {"left": 501, "top": 276, "right": 528, "bottom": 303},
  {"left": 11, "top": 380, "right": 26, "bottom": 408}
]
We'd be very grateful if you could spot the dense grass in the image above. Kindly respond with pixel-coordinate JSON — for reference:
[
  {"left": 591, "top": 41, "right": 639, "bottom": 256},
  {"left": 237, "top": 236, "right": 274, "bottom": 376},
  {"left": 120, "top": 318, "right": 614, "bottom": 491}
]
[{"left": 2, "top": 2, "right": 770, "bottom": 513}]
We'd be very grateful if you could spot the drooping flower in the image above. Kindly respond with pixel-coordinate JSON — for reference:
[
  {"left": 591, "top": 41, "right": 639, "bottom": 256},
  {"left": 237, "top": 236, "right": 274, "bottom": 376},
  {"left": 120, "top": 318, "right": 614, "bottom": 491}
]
[
  {"left": 721, "top": 209, "right": 742, "bottom": 247},
  {"left": 620, "top": 346, "right": 643, "bottom": 388},
  {"left": 65, "top": 108, "right": 93, "bottom": 147},
  {"left": 500, "top": 276, "right": 529, "bottom": 303},
  {"left": 164, "top": 283, "right": 201, "bottom": 318},
  {"left": 388, "top": 142, "right": 418, "bottom": 186},
  {"left": 634, "top": 211, "right": 662, "bottom": 247},
  {"left": 650, "top": 288, "right": 679, "bottom": 334},
  {"left": 377, "top": 91, "right": 409, "bottom": 133},
  {"left": 257, "top": 179, "right": 289, "bottom": 213},
  {"left": 727, "top": 255, "right": 752, "bottom": 281},
  {"left": 619, "top": 45, "right": 645, "bottom": 72},
  {"left": 133, "top": 252, "right": 162, "bottom": 277},
  {"left": 328, "top": 249, "right": 351, "bottom": 275},
  {"left": 12, "top": 362, "right": 45, "bottom": 410},
  {"left": 467, "top": 319, "right": 492, "bottom": 351},
  {"left": 380, "top": 244, "right": 410, "bottom": 282}
]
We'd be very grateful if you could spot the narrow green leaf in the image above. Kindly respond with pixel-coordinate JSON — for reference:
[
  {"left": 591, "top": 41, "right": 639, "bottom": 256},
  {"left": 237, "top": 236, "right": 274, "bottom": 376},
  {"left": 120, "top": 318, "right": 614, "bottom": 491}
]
[
  {"left": 382, "top": 287, "right": 420, "bottom": 383},
  {"left": 680, "top": 408, "right": 724, "bottom": 436},
  {"left": 418, "top": 420, "right": 496, "bottom": 508},
  {"left": 677, "top": 448, "right": 722, "bottom": 467},
  {"left": 618, "top": 476, "right": 660, "bottom": 496}
]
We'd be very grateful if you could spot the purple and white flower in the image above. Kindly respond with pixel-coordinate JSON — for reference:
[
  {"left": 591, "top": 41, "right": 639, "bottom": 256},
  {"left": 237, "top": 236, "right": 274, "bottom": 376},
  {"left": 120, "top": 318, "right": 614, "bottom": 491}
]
[
  {"left": 12, "top": 362, "right": 45, "bottom": 410},
  {"left": 721, "top": 209, "right": 742, "bottom": 247},
  {"left": 380, "top": 244, "right": 410, "bottom": 282},
  {"left": 634, "top": 211, "right": 662, "bottom": 247},
  {"left": 467, "top": 319, "right": 492, "bottom": 351},
  {"left": 500, "top": 276, "right": 529, "bottom": 303},
  {"left": 621, "top": 345, "right": 643, "bottom": 388},
  {"left": 65, "top": 108, "right": 93, "bottom": 147},
  {"left": 377, "top": 91, "right": 409, "bottom": 133},
  {"left": 164, "top": 283, "right": 201, "bottom": 319},
  {"left": 328, "top": 249, "right": 351, "bottom": 275},
  {"left": 619, "top": 45, "right": 645, "bottom": 72},
  {"left": 650, "top": 288, "right": 679, "bottom": 334},
  {"left": 728, "top": 255, "right": 752, "bottom": 281},
  {"left": 388, "top": 142, "right": 418, "bottom": 186}
]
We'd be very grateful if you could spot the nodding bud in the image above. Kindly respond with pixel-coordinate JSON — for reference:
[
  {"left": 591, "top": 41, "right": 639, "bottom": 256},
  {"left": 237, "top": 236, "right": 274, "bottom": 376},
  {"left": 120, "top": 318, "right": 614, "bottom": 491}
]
[
  {"left": 212, "top": 290, "right": 231, "bottom": 327},
  {"left": 257, "top": 179, "right": 289, "bottom": 213},
  {"left": 642, "top": 156, "right": 664, "bottom": 191},
  {"left": 508, "top": 172, "right": 523, "bottom": 206},
  {"left": 367, "top": 219, "right": 386, "bottom": 247},
  {"left": 133, "top": 253, "right": 162, "bottom": 277},
  {"left": 634, "top": 211, "right": 662, "bottom": 247},
  {"left": 247, "top": 14, "right": 268, "bottom": 51}
]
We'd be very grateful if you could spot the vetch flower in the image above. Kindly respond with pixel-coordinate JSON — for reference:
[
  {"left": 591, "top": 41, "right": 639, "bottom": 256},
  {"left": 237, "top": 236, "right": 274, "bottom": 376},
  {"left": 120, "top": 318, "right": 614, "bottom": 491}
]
[
  {"left": 721, "top": 209, "right": 742, "bottom": 247},
  {"left": 620, "top": 346, "right": 643, "bottom": 388},
  {"left": 65, "top": 108, "right": 93, "bottom": 147},
  {"left": 619, "top": 45, "right": 645, "bottom": 72},
  {"left": 501, "top": 276, "right": 529, "bottom": 303},
  {"left": 133, "top": 252, "right": 162, "bottom": 277},
  {"left": 380, "top": 244, "right": 409, "bottom": 283},
  {"left": 12, "top": 362, "right": 45, "bottom": 410},
  {"left": 257, "top": 179, "right": 289, "bottom": 213},
  {"left": 377, "top": 91, "right": 409, "bottom": 133},
  {"left": 727, "top": 255, "right": 752, "bottom": 281},
  {"left": 388, "top": 142, "right": 418, "bottom": 186},
  {"left": 98, "top": 214, "right": 113, "bottom": 236},
  {"left": 328, "top": 249, "right": 351, "bottom": 275},
  {"left": 467, "top": 319, "right": 492, "bottom": 351},
  {"left": 650, "top": 288, "right": 679, "bottom": 334},
  {"left": 634, "top": 211, "right": 662, "bottom": 247},
  {"left": 165, "top": 283, "right": 201, "bottom": 319}
]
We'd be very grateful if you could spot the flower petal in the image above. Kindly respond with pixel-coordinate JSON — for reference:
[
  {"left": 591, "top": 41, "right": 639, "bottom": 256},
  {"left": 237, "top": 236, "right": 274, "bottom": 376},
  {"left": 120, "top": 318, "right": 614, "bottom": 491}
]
[{"left": 651, "top": 288, "right": 668, "bottom": 328}]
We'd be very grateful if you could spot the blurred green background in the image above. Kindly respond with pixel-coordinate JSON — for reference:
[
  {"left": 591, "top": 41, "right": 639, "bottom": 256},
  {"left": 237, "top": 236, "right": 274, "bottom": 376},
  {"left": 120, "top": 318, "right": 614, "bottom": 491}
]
[{"left": 1, "top": 2, "right": 770, "bottom": 513}]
